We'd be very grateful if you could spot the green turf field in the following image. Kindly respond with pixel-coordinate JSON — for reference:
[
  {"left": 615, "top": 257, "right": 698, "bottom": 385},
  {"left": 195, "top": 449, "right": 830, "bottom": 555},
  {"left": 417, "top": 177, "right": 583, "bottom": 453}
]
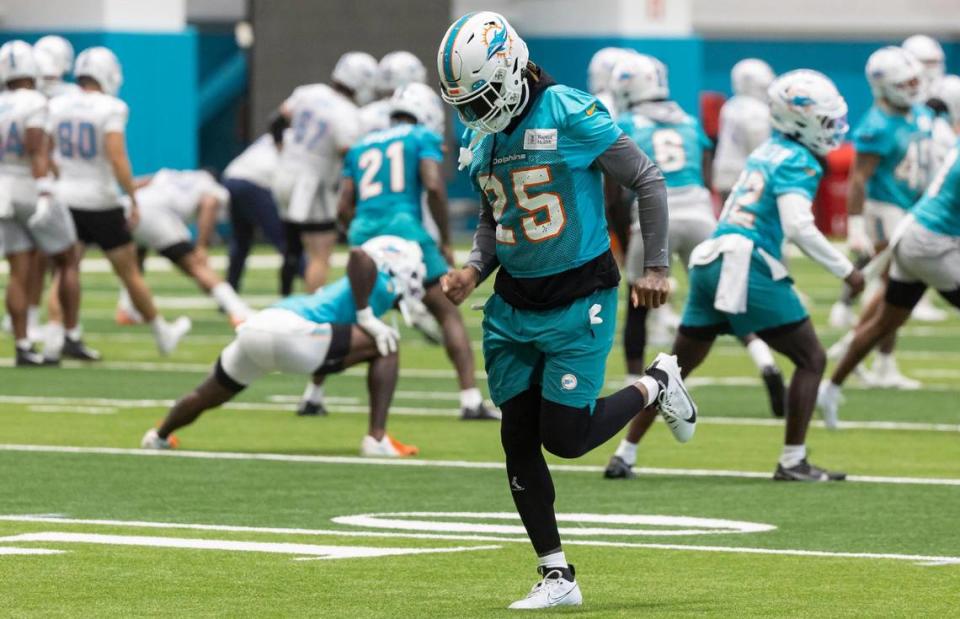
[{"left": 1, "top": 248, "right": 958, "bottom": 617}]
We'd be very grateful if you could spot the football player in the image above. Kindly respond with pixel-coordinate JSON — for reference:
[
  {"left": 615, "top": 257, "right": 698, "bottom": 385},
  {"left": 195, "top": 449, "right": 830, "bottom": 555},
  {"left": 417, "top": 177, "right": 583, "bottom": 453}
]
[
  {"left": 359, "top": 50, "right": 427, "bottom": 134},
  {"left": 619, "top": 70, "right": 862, "bottom": 482},
  {"left": 48, "top": 47, "right": 191, "bottom": 356},
  {"left": 0, "top": 41, "right": 84, "bottom": 365},
  {"left": 437, "top": 12, "right": 696, "bottom": 609},
  {"left": 273, "top": 51, "right": 376, "bottom": 295},
  {"left": 819, "top": 136, "right": 960, "bottom": 424},
  {"left": 712, "top": 58, "right": 775, "bottom": 200},
  {"left": 141, "top": 235, "right": 424, "bottom": 458},
  {"left": 586, "top": 46, "right": 635, "bottom": 120},
  {"left": 112, "top": 168, "right": 252, "bottom": 326},
  {"left": 331, "top": 82, "right": 497, "bottom": 421},
  {"left": 603, "top": 54, "right": 785, "bottom": 479},
  {"left": 829, "top": 47, "right": 934, "bottom": 387}
]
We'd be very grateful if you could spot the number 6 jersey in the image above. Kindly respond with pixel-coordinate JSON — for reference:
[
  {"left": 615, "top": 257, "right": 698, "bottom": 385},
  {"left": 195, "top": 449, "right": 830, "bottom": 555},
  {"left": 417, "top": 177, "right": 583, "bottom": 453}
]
[{"left": 48, "top": 89, "right": 128, "bottom": 210}]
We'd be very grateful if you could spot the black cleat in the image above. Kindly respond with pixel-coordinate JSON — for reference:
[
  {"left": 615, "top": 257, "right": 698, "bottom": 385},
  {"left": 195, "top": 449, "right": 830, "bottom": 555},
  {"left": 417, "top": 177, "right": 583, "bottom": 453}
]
[
  {"left": 460, "top": 402, "right": 501, "bottom": 421},
  {"left": 62, "top": 337, "right": 101, "bottom": 362},
  {"left": 15, "top": 346, "right": 56, "bottom": 367},
  {"left": 774, "top": 459, "right": 846, "bottom": 482},
  {"left": 762, "top": 366, "right": 786, "bottom": 418},
  {"left": 603, "top": 455, "right": 636, "bottom": 479},
  {"left": 296, "top": 400, "right": 328, "bottom": 416}
]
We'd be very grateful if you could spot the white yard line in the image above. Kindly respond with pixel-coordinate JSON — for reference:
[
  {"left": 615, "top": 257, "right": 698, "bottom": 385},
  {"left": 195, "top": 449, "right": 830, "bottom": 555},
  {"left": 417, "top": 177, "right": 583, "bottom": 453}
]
[{"left": 0, "top": 443, "right": 957, "bottom": 487}]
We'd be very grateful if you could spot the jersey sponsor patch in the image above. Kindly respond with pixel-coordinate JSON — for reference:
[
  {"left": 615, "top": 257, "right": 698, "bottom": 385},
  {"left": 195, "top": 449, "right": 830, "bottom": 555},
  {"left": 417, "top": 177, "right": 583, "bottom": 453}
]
[{"left": 523, "top": 128, "right": 558, "bottom": 151}]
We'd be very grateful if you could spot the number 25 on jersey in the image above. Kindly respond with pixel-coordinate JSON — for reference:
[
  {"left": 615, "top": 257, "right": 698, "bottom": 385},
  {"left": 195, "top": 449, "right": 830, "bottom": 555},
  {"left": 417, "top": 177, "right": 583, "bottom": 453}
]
[{"left": 477, "top": 166, "right": 566, "bottom": 245}]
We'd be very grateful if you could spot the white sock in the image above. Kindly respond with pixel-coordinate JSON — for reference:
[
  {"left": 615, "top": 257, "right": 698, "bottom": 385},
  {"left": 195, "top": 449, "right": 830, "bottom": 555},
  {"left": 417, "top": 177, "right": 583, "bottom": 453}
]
[
  {"left": 538, "top": 550, "right": 567, "bottom": 569},
  {"left": 27, "top": 306, "right": 39, "bottom": 329},
  {"left": 779, "top": 444, "right": 807, "bottom": 468},
  {"left": 211, "top": 283, "right": 251, "bottom": 318},
  {"left": 302, "top": 382, "right": 324, "bottom": 405},
  {"left": 15, "top": 337, "right": 30, "bottom": 351},
  {"left": 66, "top": 325, "right": 82, "bottom": 340},
  {"left": 637, "top": 375, "right": 660, "bottom": 405},
  {"left": 460, "top": 387, "right": 483, "bottom": 410},
  {"left": 151, "top": 316, "right": 168, "bottom": 338},
  {"left": 624, "top": 373, "right": 641, "bottom": 387},
  {"left": 873, "top": 352, "right": 892, "bottom": 373},
  {"left": 45, "top": 323, "right": 65, "bottom": 358},
  {"left": 746, "top": 338, "right": 776, "bottom": 371},
  {"left": 614, "top": 438, "right": 638, "bottom": 466}
]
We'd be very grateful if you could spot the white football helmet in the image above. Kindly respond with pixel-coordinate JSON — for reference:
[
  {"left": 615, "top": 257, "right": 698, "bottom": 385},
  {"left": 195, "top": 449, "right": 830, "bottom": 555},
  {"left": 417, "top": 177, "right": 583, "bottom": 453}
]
[
  {"left": 361, "top": 235, "right": 427, "bottom": 312},
  {"left": 768, "top": 69, "right": 848, "bottom": 157},
  {"left": 332, "top": 51, "right": 378, "bottom": 106},
  {"left": 732, "top": 58, "right": 775, "bottom": 101},
  {"left": 0, "top": 40, "right": 38, "bottom": 84},
  {"left": 611, "top": 53, "right": 668, "bottom": 112},
  {"left": 933, "top": 75, "right": 960, "bottom": 125},
  {"left": 377, "top": 51, "right": 426, "bottom": 97},
  {"left": 902, "top": 34, "right": 945, "bottom": 91},
  {"left": 391, "top": 82, "right": 445, "bottom": 134},
  {"left": 587, "top": 47, "right": 635, "bottom": 95},
  {"left": 866, "top": 46, "right": 923, "bottom": 109},
  {"left": 437, "top": 11, "right": 529, "bottom": 134},
  {"left": 34, "top": 35, "right": 74, "bottom": 78},
  {"left": 74, "top": 47, "right": 123, "bottom": 96}
]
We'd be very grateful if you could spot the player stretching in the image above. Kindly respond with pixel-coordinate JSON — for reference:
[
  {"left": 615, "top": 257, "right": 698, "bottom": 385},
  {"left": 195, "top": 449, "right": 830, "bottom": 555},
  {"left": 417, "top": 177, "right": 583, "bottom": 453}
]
[
  {"left": 437, "top": 12, "right": 696, "bottom": 609},
  {"left": 603, "top": 54, "right": 785, "bottom": 479},
  {"left": 329, "top": 82, "right": 496, "bottom": 421},
  {"left": 142, "top": 236, "right": 424, "bottom": 458}
]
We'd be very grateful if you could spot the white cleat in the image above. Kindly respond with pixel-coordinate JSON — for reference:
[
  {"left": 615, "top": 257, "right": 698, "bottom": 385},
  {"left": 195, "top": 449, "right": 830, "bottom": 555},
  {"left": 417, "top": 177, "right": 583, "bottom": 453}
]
[
  {"left": 816, "top": 381, "right": 843, "bottom": 430},
  {"left": 360, "top": 434, "right": 418, "bottom": 458},
  {"left": 870, "top": 355, "right": 921, "bottom": 390},
  {"left": 645, "top": 353, "right": 697, "bottom": 443},
  {"left": 508, "top": 567, "right": 582, "bottom": 610},
  {"left": 140, "top": 428, "right": 178, "bottom": 449},
  {"left": 911, "top": 295, "right": 947, "bottom": 322},
  {"left": 154, "top": 316, "right": 192, "bottom": 356},
  {"left": 828, "top": 301, "right": 856, "bottom": 329}
]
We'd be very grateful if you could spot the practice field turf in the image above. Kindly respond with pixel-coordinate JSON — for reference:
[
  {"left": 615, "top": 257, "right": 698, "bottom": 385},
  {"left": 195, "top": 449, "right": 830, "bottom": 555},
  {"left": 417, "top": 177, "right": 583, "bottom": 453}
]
[{"left": 1, "top": 248, "right": 958, "bottom": 617}]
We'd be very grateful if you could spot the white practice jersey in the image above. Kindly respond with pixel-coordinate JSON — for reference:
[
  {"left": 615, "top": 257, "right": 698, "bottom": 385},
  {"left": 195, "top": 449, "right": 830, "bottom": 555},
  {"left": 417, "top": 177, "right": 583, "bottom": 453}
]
[
  {"left": 40, "top": 80, "right": 82, "bottom": 100},
  {"left": 359, "top": 99, "right": 392, "bottom": 135},
  {"left": 278, "top": 83, "right": 361, "bottom": 180},
  {"left": 137, "top": 168, "right": 228, "bottom": 221},
  {"left": 712, "top": 95, "right": 771, "bottom": 193},
  {"left": 223, "top": 134, "right": 278, "bottom": 188},
  {"left": 0, "top": 88, "right": 48, "bottom": 204},
  {"left": 48, "top": 90, "right": 128, "bottom": 210}
]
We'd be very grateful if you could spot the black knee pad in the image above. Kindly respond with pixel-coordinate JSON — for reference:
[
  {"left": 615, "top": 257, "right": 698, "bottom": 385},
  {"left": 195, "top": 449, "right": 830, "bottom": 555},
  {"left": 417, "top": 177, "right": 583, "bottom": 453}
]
[{"left": 539, "top": 399, "right": 590, "bottom": 459}]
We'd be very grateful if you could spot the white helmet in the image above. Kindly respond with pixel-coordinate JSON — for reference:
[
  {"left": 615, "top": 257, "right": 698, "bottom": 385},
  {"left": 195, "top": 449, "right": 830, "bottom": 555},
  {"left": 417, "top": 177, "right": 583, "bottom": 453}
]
[
  {"left": 902, "top": 34, "right": 945, "bottom": 91},
  {"left": 33, "top": 35, "right": 74, "bottom": 78},
  {"left": 866, "top": 46, "right": 923, "bottom": 108},
  {"left": 332, "top": 51, "right": 378, "bottom": 105},
  {"left": 360, "top": 235, "right": 427, "bottom": 307},
  {"left": 587, "top": 47, "right": 634, "bottom": 95},
  {"left": 731, "top": 58, "right": 775, "bottom": 100},
  {"left": 768, "top": 69, "right": 848, "bottom": 157},
  {"left": 0, "top": 40, "right": 39, "bottom": 84},
  {"left": 74, "top": 46, "right": 123, "bottom": 96},
  {"left": 437, "top": 11, "right": 529, "bottom": 134},
  {"left": 377, "top": 51, "right": 426, "bottom": 97},
  {"left": 34, "top": 48, "right": 60, "bottom": 79},
  {"left": 391, "top": 82, "right": 445, "bottom": 134},
  {"left": 933, "top": 75, "right": 960, "bottom": 125},
  {"left": 611, "top": 53, "right": 668, "bottom": 112}
]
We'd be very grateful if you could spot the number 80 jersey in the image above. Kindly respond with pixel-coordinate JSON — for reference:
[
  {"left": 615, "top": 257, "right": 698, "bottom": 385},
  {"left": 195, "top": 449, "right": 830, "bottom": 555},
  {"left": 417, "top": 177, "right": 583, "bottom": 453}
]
[
  {"left": 464, "top": 85, "right": 622, "bottom": 278},
  {"left": 48, "top": 90, "right": 129, "bottom": 210}
]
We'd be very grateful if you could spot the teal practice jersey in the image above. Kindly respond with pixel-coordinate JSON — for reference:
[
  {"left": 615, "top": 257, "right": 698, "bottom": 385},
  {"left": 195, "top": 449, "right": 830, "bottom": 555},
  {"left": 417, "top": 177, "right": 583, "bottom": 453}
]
[
  {"left": 913, "top": 140, "right": 960, "bottom": 237},
  {"left": 852, "top": 103, "right": 934, "bottom": 209},
  {"left": 273, "top": 271, "right": 398, "bottom": 324},
  {"left": 617, "top": 109, "right": 710, "bottom": 189},
  {"left": 464, "top": 85, "right": 622, "bottom": 278},
  {"left": 715, "top": 133, "right": 823, "bottom": 261},
  {"left": 343, "top": 123, "right": 443, "bottom": 221}
]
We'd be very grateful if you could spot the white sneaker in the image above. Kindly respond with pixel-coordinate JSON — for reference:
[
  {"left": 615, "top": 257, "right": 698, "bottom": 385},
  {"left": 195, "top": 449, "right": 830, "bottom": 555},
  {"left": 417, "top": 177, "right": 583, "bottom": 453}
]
[
  {"left": 154, "top": 316, "right": 192, "bottom": 356},
  {"left": 645, "top": 353, "right": 697, "bottom": 443},
  {"left": 871, "top": 355, "right": 921, "bottom": 390},
  {"left": 140, "top": 428, "right": 178, "bottom": 449},
  {"left": 360, "top": 434, "right": 418, "bottom": 458},
  {"left": 911, "top": 295, "right": 947, "bottom": 322},
  {"left": 508, "top": 567, "right": 582, "bottom": 610},
  {"left": 816, "top": 381, "right": 843, "bottom": 430},
  {"left": 828, "top": 301, "right": 856, "bottom": 329}
]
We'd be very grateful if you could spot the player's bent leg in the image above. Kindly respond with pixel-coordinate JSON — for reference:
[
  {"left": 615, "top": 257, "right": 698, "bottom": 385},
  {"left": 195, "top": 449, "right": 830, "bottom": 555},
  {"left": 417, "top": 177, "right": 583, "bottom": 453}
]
[
  {"left": 301, "top": 229, "right": 337, "bottom": 293},
  {"left": 173, "top": 247, "right": 252, "bottom": 325},
  {"left": 46, "top": 245, "right": 99, "bottom": 363},
  {"left": 740, "top": 333, "right": 786, "bottom": 418},
  {"left": 280, "top": 222, "right": 304, "bottom": 296},
  {"left": 622, "top": 285, "right": 649, "bottom": 379},
  {"left": 5, "top": 250, "right": 47, "bottom": 366}
]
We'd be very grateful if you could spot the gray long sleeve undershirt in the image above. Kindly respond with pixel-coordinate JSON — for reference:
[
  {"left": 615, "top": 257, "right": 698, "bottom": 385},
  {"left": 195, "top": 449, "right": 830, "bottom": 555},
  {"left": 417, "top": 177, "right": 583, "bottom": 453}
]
[{"left": 465, "top": 133, "right": 670, "bottom": 281}]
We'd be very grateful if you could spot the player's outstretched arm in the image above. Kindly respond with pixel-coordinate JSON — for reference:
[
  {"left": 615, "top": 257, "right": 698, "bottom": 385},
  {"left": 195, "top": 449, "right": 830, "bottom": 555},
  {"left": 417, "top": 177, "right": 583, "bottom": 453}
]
[
  {"left": 442, "top": 199, "right": 498, "bottom": 306},
  {"left": 421, "top": 159, "right": 454, "bottom": 264},
  {"left": 105, "top": 131, "right": 138, "bottom": 228},
  {"left": 846, "top": 152, "right": 881, "bottom": 255},
  {"left": 347, "top": 247, "right": 399, "bottom": 356}
]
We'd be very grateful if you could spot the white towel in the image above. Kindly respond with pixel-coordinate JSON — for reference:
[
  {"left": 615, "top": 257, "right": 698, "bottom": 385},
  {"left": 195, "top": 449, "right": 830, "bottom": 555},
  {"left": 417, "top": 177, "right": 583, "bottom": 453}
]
[{"left": 689, "top": 234, "right": 754, "bottom": 314}]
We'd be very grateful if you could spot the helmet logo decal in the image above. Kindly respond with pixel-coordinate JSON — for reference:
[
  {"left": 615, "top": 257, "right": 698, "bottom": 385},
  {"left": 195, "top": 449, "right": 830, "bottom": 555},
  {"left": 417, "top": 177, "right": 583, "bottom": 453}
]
[{"left": 482, "top": 19, "right": 509, "bottom": 61}]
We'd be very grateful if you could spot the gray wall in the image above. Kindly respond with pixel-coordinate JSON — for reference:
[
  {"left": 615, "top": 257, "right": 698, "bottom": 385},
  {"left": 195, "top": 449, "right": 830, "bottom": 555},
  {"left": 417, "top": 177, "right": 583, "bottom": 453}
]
[{"left": 250, "top": 0, "right": 451, "bottom": 131}]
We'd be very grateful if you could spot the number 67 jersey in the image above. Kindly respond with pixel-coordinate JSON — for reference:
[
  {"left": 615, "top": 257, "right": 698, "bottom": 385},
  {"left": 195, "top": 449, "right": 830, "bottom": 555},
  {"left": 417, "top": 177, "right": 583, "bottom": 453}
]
[
  {"left": 463, "top": 85, "right": 622, "bottom": 278},
  {"left": 48, "top": 90, "right": 129, "bottom": 210}
]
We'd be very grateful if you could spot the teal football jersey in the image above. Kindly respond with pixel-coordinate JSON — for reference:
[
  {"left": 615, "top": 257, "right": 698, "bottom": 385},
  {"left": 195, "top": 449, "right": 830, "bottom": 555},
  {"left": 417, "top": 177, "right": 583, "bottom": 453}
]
[
  {"left": 343, "top": 123, "right": 443, "bottom": 221},
  {"left": 273, "top": 271, "right": 398, "bottom": 324},
  {"left": 715, "top": 133, "right": 823, "bottom": 261},
  {"left": 913, "top": 140, "right": 960, "bottom": 237},
  {"left": 852, "top": 103, "right": 934, "bottom": 209},
  {"left": 617, "top": 110, "right": 710, "bottom": 189},
  {"left": 464, "top": 85, "right": 622, "bottom": 278}
]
